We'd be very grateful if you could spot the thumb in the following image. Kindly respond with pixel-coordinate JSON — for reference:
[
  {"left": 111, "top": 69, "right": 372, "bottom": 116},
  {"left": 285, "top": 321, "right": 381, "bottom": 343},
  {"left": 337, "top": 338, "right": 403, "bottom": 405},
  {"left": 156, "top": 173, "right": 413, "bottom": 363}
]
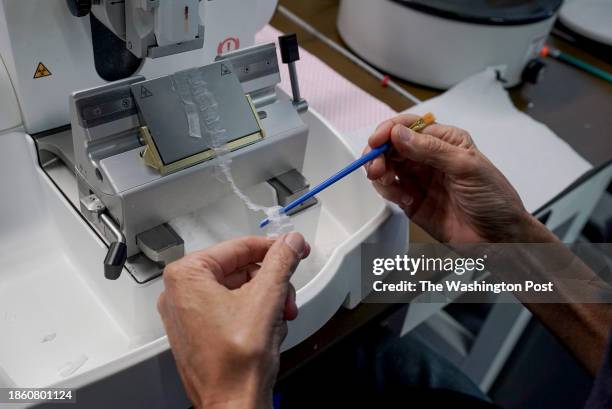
[
  {"left": 391, "top": 124, "right": 466, "bottom": 174},
  {"left": 252, "top": 232, "right": 306, "bottom": 302}
]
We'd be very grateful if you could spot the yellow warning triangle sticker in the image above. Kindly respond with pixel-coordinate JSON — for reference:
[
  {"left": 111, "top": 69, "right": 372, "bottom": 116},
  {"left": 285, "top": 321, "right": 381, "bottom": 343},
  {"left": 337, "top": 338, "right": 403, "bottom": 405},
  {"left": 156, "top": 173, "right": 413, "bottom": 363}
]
[{"left": 33, "top": 62, "right": 51, "bottom": 79}]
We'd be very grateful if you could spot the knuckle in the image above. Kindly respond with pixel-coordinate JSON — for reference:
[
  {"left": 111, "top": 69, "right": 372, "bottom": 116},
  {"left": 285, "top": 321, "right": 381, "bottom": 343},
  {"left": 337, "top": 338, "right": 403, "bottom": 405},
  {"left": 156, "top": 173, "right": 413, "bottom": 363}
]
[
  {"left": 455, "top": 150, "right": 480, "bottom": 174},
  {"left": 156, "top": 292, "right": 166, "bottom": 314},
  {"left": 197, "top": 253, "right": 221, "bottom": 273},
  {"left": 376, "top": 119, "right": 393, "bottom": 131},
  {"left": 440, "top": 125, "right": 473, "bottom": 147},
  {"left": 437, "top": 125, "right": 455, "bottom": 139},
  {"left": 426, "top": 135, "right": 443, "bottom": 153},
  {"left": 162, "top": 263, "right": 181, "bottom": 286},
  {"left": 420, "top": 137, "right": 445, "bottom": 166},
  {"left": 162, "top": 255, "right": 201, "bottom": 286},
  {"left": 228, "top": 331, "right": 269, "bottom": 362},
  {"left": 454, "top": 126, "right": 470, "bottom": 138},
  {"left": 273, "top": 249, "right": 297, "bottom": 273},
  {"left": 457, "top": 128, "right": 475, "bottom": 147},
  {"left": 394, "top": 113, "right": 419, "bottom": 125}
]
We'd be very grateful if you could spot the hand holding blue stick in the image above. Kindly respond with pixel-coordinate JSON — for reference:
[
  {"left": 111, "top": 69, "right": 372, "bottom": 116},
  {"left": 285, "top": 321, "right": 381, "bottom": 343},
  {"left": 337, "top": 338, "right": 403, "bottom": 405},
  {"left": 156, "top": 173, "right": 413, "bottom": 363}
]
[{"left": 259, "top": 113, "right": 435, "bottom": 228}]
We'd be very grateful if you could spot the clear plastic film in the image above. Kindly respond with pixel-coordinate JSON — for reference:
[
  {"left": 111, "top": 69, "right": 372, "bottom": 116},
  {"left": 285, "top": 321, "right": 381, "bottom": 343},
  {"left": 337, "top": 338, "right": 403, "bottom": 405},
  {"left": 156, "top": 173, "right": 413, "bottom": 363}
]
[
  {"left": 170, "top": 69, "right": 221, "bottom": 141},
  {"left": 171, "top": 67, "right": 293, "bottom": 237}
]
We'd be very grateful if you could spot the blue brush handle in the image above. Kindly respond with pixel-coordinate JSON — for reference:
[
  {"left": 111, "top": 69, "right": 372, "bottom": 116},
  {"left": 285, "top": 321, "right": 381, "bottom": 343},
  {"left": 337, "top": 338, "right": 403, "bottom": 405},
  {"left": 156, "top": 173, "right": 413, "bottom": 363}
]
[{"left": 260, "top": 142, "right": 391, "bottom": 228}]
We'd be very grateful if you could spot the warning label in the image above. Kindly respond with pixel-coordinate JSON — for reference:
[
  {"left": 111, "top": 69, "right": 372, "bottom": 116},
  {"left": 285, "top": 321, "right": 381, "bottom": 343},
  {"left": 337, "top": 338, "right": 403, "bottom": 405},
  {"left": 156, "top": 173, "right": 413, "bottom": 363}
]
[
  {"left": 140, "top": 86, "right": 153, "bottom": 99},
  {"left": 217, "top": 37, "right": 240, "bottom": 56},
  {"left": 221, "top": 63, "right": 232, "bottom": 76},
  {"left": 33, "top": 62, "right": 51, "bottom": 79}
]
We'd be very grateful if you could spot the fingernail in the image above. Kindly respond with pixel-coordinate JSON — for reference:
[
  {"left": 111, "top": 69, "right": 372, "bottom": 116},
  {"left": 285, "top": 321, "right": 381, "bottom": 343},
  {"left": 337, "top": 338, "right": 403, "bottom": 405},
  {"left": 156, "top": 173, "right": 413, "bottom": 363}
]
[
  {"left": 285, "top": 232, "right": 306, "bottom": 257},
  {"left": 397, "top": 125, "right": 412, "bottom": 143},
  {"left": 401, "top": 195, "right": 414, "bottom": 207}
]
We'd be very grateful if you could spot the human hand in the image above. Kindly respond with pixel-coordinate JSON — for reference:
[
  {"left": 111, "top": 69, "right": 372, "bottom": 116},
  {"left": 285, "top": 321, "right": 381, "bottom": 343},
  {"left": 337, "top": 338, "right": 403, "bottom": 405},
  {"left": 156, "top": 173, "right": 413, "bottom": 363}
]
[
  {"left": 365, "top": 114, "right": 542, "bottom": 243},
  {"left": 157, "top": 233, "right": 310, "bottom": 409}
]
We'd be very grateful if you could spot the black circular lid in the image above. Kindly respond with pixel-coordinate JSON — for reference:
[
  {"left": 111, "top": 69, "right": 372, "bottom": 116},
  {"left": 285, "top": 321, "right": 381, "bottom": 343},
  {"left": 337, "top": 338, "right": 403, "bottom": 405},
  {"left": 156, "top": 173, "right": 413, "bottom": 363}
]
[{"left": 392, "top": 0, "right": 563, "bottom": 26}]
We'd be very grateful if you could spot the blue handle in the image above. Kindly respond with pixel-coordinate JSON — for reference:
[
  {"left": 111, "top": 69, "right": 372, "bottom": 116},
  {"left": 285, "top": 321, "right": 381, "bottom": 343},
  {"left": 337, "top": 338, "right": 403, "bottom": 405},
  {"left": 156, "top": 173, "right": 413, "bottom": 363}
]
[{"left": 260, "top": 142, "right": 391, "bottom": 228}]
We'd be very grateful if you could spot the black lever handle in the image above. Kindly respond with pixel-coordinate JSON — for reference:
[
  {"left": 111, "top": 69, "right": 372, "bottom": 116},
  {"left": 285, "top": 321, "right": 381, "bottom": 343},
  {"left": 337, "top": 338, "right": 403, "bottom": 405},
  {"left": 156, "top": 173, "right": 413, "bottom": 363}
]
[
  {"left": 278, "top": 33, "right": 307, "bottom": 111},
  {"left": 99, "top": 213, "right": 127, "bottom": 280},
  {"left": 104, "top": 241, "right": 127, "bottom": 280},
  {"left": 66, "top": 0, "right": 91, "bottom": 17},
  {"left": 279, "top": 33, "right": 300, "bottom": 64}
]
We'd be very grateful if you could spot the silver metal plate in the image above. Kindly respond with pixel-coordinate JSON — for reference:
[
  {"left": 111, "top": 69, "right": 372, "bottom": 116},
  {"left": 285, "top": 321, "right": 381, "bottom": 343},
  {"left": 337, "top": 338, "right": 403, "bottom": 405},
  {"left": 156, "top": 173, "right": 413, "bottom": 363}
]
[{"left": 131, "top": 61, "right": 262, "bottom": 166}]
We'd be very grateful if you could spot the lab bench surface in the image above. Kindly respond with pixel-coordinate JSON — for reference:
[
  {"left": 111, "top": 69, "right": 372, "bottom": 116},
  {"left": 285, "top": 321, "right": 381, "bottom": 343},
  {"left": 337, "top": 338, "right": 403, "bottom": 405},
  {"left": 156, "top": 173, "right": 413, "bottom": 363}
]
[{"left": 274, "top": 0, "right": 612, "bottom": 379}]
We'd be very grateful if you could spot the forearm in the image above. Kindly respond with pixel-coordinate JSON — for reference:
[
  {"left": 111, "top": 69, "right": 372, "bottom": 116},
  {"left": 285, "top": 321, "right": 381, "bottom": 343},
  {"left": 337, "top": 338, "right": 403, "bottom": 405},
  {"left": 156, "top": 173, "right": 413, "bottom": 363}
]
[
  {"left": 510, "top": 214, "right": 612, "bottom": 375},
  {"left": 201, "top": 396, "right": 271, "bottom": 409},
  {"left": 192, "top": 369, "right": 273, "bottom": 409},
  {"left": 196, "top": 384, "right": 272, "bottom": 409},
  {"left": 526, "top": 302, "right": 612, "bottom": 375}
]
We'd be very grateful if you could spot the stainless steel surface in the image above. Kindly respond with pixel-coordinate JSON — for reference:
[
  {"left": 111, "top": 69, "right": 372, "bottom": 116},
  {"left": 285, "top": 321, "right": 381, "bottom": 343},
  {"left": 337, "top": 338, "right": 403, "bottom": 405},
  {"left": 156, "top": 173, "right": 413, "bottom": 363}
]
[
  {"left": 100, "top": 212, "right": 125, "bottom": 244},
  {"left": 288, "top": 62, "right": 309, "bottom": 112},
  {"left": 91, "top": 0, "right": 126, "bottom": 39},
  {"left": 37, "top": 129, "right": 75, "bottom": 170},
  {"left": 287, "top": 63, "right": 301, "bottom": 101},
  {"left": 131, "top": 61, "right": 261, "bottom": 166},
  {"left": 268, "top": 169, "right": 318, "bottom": 216},
  {"left": 125, "top": 253, "right": 165, "bottom": 284},
  {"left": 80, "top": 194, "right": 105, "bottom": 215},
  {"left": 136, "top": 224, "right": 184, "bottom": 266},
  {"left": 146, "top": 26, "right": 205, "bottom": 59},
  {"left": 63, "top": 44, "right": 310, "bottom": 282},
  {"left": 217, "top": 43, "right": 281, "bottom": 106},
  {"left": 124, "top": 2, "right": 204, "bottom": 59}
]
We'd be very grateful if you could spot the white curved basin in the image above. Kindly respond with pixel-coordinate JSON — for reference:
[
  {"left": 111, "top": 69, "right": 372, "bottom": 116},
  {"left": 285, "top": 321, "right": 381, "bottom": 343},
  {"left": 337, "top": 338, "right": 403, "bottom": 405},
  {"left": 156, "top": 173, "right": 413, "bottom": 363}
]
[{"left": 0, "top": 108, "right": 407, "bottom": 408}]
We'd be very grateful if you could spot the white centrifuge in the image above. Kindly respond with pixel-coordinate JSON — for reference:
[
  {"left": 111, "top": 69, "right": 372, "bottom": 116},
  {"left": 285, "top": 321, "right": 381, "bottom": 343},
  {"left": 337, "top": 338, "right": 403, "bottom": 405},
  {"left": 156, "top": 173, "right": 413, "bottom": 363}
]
[
  {"left": 337, "top": 0, "right": 563, "bottom": 89},
  {"left": 559, "top": 0, "right": 612, "bottom": 47}
]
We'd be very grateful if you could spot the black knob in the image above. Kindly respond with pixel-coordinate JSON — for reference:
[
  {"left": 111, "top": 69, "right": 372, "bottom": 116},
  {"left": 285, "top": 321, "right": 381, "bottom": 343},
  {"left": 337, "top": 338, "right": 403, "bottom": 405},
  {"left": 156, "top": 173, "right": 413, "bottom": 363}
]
[
  {"left": 279, "top": 33, "right": 300, "bottom": 64},
  {"left": 522, "top": 58, "right": 546, "bottom": 84},
  {"left": 66, "top": 0, "right": 92, "bottom": 17},
  {"left": 104, "top": 241, "right": 127, "bottom": 280}
]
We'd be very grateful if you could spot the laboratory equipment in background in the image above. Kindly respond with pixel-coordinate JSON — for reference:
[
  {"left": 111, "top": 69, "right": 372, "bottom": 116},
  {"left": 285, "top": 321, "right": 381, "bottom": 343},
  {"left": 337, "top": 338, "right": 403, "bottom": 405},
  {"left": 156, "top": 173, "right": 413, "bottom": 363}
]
[
  {"left": 337, "top": 0, "right": 563, "bottom": 89},
  {"left": 0, "top": 1, "right": 408, "bottom": 407},
  {"left": 555, "top": 0, "right": 612, "bottom": 65},
  {"left": 559, "top": 0, "right": 612, "bottom": 48}
]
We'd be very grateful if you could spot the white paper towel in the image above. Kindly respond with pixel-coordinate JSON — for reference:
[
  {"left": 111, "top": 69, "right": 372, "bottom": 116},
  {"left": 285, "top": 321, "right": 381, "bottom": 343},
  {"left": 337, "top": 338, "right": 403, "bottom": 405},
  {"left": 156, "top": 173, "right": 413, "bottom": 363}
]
[{"left": 345, "top": 69, "right": 592, "bottom": 213}]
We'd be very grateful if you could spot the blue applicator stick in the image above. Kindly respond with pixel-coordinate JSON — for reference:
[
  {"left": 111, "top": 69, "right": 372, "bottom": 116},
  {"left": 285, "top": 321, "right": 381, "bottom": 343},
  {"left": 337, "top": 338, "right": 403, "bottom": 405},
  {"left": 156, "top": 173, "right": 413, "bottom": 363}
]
[
  {"left": 259, "top": 113, "right": 435, "bottom": 228},
  {"left": 260, "top": 143, "right": 390, "bottom": 228}
]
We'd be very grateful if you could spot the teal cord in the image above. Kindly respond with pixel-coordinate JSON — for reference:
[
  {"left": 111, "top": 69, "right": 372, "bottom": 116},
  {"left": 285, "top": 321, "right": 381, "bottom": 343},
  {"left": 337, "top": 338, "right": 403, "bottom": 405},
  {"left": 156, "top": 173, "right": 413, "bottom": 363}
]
[{"left": 557, "top": 52, "right": 612, "bottom": 84}]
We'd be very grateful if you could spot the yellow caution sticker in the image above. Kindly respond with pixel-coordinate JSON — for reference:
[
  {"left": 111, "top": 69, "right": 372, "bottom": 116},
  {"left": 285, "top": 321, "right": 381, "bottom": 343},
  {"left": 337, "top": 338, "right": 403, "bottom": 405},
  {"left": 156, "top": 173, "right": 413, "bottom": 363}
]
[{"left": 33, "top": 62, "right": 51, "bottom": 79}]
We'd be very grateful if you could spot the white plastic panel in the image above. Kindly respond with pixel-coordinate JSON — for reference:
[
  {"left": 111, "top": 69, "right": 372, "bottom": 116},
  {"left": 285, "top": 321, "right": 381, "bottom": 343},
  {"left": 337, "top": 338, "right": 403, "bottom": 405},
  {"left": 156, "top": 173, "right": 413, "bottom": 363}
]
[
  {"left": 154, "top": 0, "right": 200, "bottom": 47},
  {"left": 0, "top": 0, "right": 272, "bottom": 134},
  {"left": 0, "top": 133, "right": 163, "bottom": 389},
  {"left": 0, "top": 107, "right": 408, "bottom": 407},
  {"left": 0, "top": 55, "right": 21, "bottom": 132},
  {"left": 255, "top": 0, "right": 280, "bottom": 33}
]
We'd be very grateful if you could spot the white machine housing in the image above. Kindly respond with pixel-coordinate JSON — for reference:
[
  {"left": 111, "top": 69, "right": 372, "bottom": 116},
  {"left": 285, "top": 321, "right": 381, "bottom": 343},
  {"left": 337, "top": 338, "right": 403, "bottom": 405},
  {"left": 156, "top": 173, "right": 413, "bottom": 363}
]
[
  {"left": 337, "top": 0, "right": 561, "bottom": 89},
  {"left": 0, "top": 0, "right": 409, "bottom": 407},
  {"left": 0, "top": 0, "right": 278, "bottom": 134}
]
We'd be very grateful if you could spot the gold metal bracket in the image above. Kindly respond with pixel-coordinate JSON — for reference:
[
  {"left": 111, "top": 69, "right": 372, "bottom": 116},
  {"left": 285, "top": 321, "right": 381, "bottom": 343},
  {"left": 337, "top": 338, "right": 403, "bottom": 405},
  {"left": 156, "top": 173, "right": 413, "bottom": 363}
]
[{"left": 139, "top": 95, "right": 265, "bottom": 175}]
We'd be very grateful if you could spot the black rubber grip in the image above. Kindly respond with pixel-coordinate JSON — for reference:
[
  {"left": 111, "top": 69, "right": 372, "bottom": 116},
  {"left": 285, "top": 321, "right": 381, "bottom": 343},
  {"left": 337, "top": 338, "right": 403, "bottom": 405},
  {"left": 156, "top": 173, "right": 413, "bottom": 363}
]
[
  {"left": 279, "top": 33, "right": 300, "bottom": 64},
  {"left": 104, "top": 242, "right": 127, "bottom": 280},
  {"left": 66, "top": 0, "right": 91, "bottom": 17}
]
